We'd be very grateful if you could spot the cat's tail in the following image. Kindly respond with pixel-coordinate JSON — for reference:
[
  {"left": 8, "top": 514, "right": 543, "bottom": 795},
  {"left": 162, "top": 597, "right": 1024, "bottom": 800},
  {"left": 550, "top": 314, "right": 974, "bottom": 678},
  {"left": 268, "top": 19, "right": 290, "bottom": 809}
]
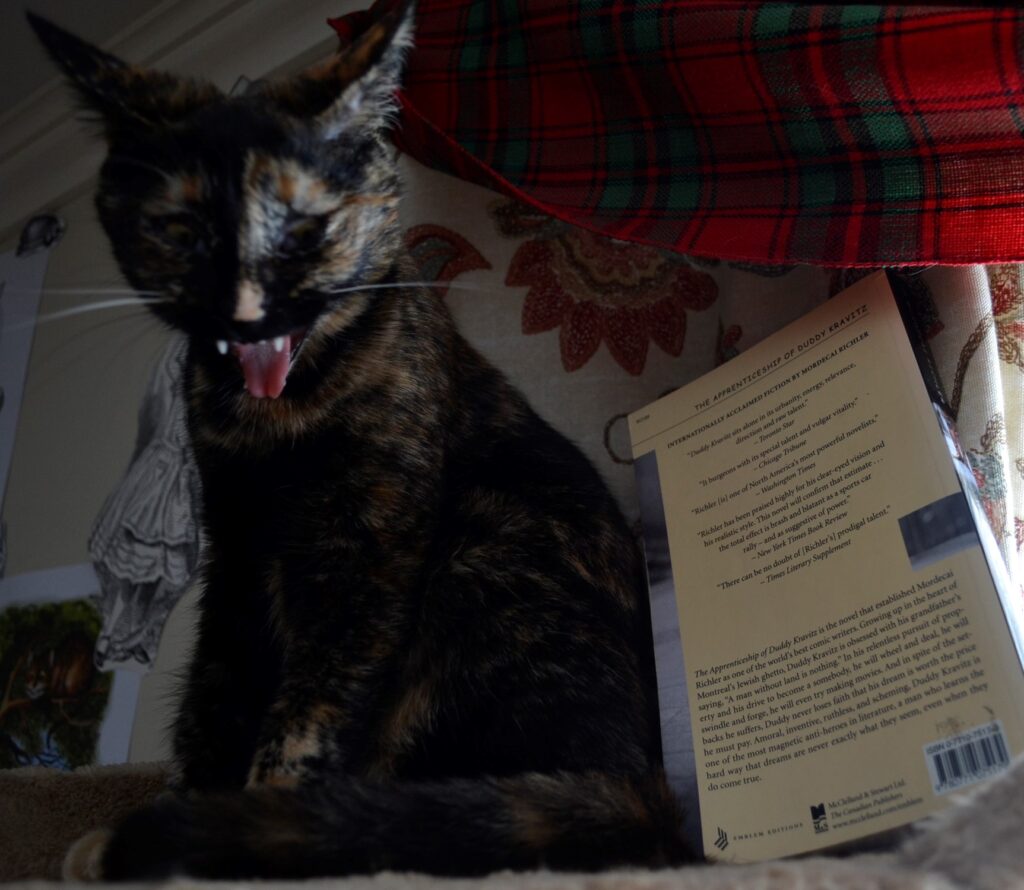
[{"left": 75, "top": 770, "right": 692, "bottom": 880}]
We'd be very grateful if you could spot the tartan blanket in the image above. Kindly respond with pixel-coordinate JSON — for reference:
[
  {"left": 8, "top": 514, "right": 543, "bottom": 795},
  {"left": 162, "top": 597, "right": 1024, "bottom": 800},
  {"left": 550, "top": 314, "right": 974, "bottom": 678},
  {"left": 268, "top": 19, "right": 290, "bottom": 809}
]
[{"left": 331, "top": 2, "right": 1024, "bottom": 267}]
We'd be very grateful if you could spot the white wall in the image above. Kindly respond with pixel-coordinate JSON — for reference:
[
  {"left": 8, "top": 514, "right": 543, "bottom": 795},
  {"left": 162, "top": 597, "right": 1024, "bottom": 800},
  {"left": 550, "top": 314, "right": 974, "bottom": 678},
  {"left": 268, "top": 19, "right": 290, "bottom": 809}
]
[{"left": 3, "top": 191, "right": 172, "bottom": 577}]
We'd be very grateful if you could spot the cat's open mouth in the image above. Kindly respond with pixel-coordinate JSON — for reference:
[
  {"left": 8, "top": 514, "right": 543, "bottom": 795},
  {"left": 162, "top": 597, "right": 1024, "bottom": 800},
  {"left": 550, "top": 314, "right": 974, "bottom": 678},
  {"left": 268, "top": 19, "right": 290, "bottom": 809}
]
[{"left": 216, "top": 329, "right": 308, "bottom": 399}]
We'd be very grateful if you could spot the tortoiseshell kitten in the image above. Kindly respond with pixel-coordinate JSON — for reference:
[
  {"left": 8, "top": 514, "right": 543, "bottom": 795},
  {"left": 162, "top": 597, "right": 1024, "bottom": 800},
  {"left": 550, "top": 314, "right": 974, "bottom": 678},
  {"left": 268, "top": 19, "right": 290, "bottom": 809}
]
[{"left": 32, "top": 4, "right": 688, "bottom": 880}]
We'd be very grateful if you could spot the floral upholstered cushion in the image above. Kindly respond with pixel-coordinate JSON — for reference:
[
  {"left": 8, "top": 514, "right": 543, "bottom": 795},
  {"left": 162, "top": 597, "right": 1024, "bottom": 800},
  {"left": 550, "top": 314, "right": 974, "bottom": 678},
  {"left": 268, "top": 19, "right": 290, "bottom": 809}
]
[{"left": 400, "top": 157, "right": 1024, "bottom": 592}]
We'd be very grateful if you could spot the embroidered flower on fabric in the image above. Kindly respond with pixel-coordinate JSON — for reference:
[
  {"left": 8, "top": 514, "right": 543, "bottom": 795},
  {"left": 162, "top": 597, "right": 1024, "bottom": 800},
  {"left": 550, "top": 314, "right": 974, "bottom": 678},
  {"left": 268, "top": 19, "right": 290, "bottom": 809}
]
[
  {"left": 951, "top": 265, "right": 1024, "bottom": 417},
  {"left": 989, "top": 265, "right": 1024, "bottom": 371},
  {"left": 404, "top": 224, "right": 491, "bottom": 297},
  {"left": 492, "top": 201, "right": 717, "bottom": 375},
  {"left": 717, "top": 323, "right": 743, "bottom": 366},
  {"left": 967, "top": 413, "right": 1009, "bottom": 545}
]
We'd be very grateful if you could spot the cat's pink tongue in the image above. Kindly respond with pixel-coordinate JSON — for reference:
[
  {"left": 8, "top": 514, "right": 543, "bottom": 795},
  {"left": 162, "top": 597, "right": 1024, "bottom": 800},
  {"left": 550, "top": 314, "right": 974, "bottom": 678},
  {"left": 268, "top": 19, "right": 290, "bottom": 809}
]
[{"left": 232, "top": 336, "right": 291, "bottom": 399}]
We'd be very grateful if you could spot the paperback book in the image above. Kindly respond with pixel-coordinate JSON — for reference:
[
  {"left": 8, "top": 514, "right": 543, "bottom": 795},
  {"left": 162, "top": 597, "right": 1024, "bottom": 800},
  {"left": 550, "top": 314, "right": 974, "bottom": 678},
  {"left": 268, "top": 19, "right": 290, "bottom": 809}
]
[{"left": 629, "top": 271, "right": 1024, "bottom": 861}]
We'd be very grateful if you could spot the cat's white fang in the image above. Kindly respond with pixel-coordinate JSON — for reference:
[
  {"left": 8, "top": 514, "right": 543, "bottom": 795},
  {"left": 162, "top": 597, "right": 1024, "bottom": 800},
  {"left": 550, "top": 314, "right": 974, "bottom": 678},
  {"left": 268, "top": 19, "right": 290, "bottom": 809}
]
[
  {"left": 273, "top": 336, "right": 286, "bottom": 353},
  {"left": 216, "top": 340, "right": 228, "bottom": 355}
]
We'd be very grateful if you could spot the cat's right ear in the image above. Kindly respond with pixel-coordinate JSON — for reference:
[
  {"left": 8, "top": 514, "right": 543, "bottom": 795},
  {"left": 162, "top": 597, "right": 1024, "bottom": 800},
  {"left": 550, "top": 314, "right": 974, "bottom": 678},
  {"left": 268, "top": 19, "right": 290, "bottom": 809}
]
[
  {"left": 266, "top": 0, "right": 414, "bottom": 138},
  {"left": 27, "top": 13, "right": 219, "bottom": 138}
]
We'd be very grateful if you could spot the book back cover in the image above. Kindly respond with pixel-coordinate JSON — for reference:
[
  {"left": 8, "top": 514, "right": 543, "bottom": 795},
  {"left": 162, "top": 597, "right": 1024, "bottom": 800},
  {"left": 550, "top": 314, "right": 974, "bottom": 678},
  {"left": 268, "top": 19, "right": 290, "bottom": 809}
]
[{"left": 630, "top": 272, "right": 1024, "bottom": 861}]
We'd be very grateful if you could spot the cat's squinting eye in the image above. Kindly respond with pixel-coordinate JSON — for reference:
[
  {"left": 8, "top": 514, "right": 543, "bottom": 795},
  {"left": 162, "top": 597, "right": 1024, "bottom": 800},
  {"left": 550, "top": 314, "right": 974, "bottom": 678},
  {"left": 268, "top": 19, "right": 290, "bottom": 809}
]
[
  {"left": 150, "top": 216, "right": 208, "bottom": 254},
  {"left": 281, "top": 215, "right": 326, "bottom": 255}
]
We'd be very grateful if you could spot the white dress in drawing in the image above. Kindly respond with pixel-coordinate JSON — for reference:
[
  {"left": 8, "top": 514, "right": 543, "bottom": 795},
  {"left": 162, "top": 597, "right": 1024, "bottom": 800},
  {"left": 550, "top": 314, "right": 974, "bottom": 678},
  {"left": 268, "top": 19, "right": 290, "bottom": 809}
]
[{"left": 89, "top": 335, "right": 201, "bottom": 669}]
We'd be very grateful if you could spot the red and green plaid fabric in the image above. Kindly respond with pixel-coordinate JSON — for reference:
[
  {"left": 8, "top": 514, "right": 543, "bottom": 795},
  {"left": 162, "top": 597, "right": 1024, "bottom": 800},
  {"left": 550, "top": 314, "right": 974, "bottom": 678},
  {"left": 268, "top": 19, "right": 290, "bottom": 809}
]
[{"left": 331, "top": 3, "right": 1024, "bottom": 267}]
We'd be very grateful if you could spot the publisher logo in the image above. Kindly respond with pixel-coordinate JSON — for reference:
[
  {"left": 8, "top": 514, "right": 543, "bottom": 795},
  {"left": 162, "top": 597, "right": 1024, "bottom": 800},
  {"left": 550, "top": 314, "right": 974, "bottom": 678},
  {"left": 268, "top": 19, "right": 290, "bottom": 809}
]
[
  {"left": 714, "top": 827, "right": 729, "bottom": 851},
  {"left": 810, "top": 803, "right": 829, "bottom": 834}
]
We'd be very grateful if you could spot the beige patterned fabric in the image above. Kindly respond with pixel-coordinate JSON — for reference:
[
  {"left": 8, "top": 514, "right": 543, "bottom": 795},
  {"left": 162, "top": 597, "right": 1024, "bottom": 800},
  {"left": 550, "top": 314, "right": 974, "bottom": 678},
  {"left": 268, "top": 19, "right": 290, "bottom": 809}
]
[{"left": 399, "top": 158, "right": 1024, "bottom": 593}]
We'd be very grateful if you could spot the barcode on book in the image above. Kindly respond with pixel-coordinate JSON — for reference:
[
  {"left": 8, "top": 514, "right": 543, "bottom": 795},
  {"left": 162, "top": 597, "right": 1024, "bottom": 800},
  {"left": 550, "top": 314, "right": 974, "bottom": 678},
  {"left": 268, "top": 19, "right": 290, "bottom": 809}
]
[{"left": 924, "top": 721, "right": 1010, "bottom": 795}]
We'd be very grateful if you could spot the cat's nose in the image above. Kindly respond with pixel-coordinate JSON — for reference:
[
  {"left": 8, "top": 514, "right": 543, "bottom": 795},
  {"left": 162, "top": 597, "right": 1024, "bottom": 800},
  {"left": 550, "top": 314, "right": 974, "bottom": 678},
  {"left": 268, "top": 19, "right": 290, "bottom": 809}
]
[{"left": 234, "top": 280, "right": 266, "bottom": 322}]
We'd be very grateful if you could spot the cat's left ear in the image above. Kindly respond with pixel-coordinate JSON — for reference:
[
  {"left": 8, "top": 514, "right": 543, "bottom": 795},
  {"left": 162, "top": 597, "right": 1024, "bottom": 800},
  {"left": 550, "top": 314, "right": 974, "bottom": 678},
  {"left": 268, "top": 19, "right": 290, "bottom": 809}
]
[
  {"left": 269, "top": 0, "right": 414, "bottom": 138},
  {"left": 27, "top": 12, "right": 220, "bottom": 138}
]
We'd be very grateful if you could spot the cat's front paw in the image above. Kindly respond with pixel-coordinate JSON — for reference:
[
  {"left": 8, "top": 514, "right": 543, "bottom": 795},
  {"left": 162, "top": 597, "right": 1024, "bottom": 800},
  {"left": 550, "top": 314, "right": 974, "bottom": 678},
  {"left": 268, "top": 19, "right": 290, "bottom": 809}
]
[
  {"left": 246, "top": 719, "right": 330, "bottom": 789},
  {"left": 245, "top": 758, "right": 302, "bottom": 790},
  {"left": 62, "top": 829, "right": 112, "bottom": 881},
  {"left": 246, "top": 739, "right": 304, "bottom": 789}
]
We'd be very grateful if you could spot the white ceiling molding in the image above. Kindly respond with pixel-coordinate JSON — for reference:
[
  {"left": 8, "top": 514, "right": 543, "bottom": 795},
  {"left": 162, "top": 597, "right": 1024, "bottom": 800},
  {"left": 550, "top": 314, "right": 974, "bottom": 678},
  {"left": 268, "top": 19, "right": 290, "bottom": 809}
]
[{"left": 0, "top": 0, "right": 362, "bottom": 243}]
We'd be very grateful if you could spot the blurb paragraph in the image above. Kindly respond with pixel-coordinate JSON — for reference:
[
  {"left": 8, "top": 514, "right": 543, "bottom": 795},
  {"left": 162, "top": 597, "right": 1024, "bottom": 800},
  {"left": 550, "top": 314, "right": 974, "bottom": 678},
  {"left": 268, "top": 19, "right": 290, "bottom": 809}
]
[{"left": 693, "top": 569, "right": 984, "bottom": 789}]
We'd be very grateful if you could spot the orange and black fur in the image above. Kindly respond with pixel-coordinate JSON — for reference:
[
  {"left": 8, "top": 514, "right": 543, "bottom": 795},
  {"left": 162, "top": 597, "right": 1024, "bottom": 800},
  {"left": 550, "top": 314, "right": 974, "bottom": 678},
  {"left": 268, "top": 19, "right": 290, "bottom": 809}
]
[{"left": 32, "top": 4, "right": 689, "bottom": 880}]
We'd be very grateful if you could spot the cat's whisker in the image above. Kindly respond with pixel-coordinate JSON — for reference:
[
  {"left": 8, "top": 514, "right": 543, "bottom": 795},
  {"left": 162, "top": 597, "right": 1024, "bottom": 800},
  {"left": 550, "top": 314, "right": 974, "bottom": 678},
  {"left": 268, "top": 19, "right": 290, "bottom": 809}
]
[
  {"left": 106, "top": 154, "right": 175, "bottom": 183},
  {"left": 3, "top": 287, "right": 163, "bottom": 296},
  {"left": 32, "top": 312, "right": 163, "bottom": 389},
  {"left": 8, "top": 297, "right": 170, "bottom": 331},
  {"left": 324, "top": 280, "right": 492, "bottom": 297}
]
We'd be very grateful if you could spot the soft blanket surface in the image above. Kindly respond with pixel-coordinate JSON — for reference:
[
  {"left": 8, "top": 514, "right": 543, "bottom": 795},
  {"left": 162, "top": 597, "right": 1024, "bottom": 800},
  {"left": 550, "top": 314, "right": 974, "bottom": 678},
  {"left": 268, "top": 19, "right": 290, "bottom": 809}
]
[{"left": 1, "top": 756, "right": 1023, "bottom": 889}]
